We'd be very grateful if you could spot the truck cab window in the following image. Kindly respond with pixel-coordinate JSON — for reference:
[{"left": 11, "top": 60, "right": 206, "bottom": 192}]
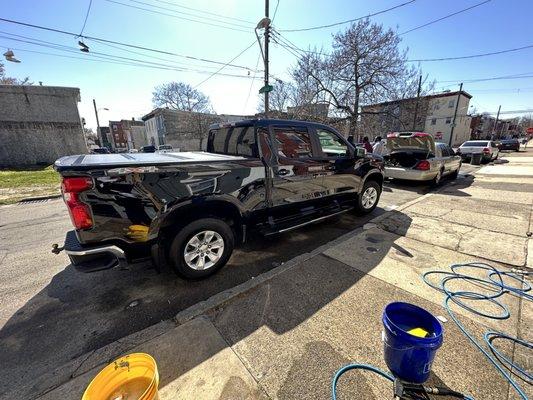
[
  {"left": 316, "top": 129, "right": 348, "bottom": 157},
  {"left": 208, "top": 126, "right": 258, "bottom": 157},
  {"left": 274, "top": 127, "right": 313, "bottom": 159}
]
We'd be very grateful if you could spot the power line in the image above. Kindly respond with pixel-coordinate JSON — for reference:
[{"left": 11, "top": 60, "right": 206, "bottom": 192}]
[
  {"left": 147, "top": 0, "right": 254, "bottom": 24},
  {"left": 278, "top": 0, "right": 416, "bottom": 32},
  {"left": 103, "top": 0, "right": 251, "bottom": 32},
  {"left": 399, "top": 0, "right": 491, "bottom": 35},
  {"left": 437, "top": 73, "right": 533, "bottom": 84},
  {"left": 79, "top": 0, "right": 93, "bottom": 36},
  {"left": 408, "top": 43, "right": 533, "bottom": 62},
  {"left": 0, "top": 17, "right": 255, "bottom": 70},
  {"left": 124, "top": 0, "right": 253, "bottom": 28},
  {"left": 243, "top": 53, "right": 262, "bottom": 113},
  {"left": 272, "top": 0, "right": 281, "bottom": 23},
  {"left": 193, "top": 41, "right": 256, "bottom": 89}
]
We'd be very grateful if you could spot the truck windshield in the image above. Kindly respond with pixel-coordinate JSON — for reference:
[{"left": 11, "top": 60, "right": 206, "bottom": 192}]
[{"left": 207, "top": 125, "right": 258, "bottom": 158}]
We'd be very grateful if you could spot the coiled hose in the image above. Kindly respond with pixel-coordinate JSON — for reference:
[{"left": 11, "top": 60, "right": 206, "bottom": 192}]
[{"left": 332, "top": 263, "right": 532, "bottom": 399}]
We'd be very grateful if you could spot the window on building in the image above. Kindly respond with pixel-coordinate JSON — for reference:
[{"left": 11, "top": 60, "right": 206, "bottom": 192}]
[
  {"left": 112, "top": 125, "right": 117, "bottom": 131},
  {"left": 431, "top": 118, "right": 437, "bottom": 125},
  {"left": 434, "top": 103, "right": 440, "bottom": 110},
  {"left": 274, "top": 127, "right": 313, "bottom": 159},
  {"left": 445, "top": 117, "right": 452, "bottom": 124},
  {"left": 448, "top": 100, "right": 454, "bottom": 108}
]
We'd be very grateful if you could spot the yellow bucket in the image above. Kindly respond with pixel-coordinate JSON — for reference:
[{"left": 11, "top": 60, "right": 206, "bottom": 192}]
[{"left": 82, "top": 353, "right": 159, "bottom": 400}]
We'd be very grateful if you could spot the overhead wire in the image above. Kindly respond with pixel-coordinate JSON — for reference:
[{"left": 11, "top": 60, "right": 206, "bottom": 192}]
[
  {"left": 399, "top": 0, "right": 491, "bottom": 35},
  {"left": 0, "top": 17, "right": 256, "bottom": 71},
  {"left": 122, "top": 0, "right": 253, "bottom": 29},
  {"left": 193, "top": 41, "right": 256, "bottom": 88},
  {"left": 79, "top": 0, "right": 93, "bottom": 37},
  {"left": 278, "top": 0, "right": 416, "bottom": 32},
  {"left": 408, "top": 43, "right": 533, "bottom": 62},
  {"left": 102, "top": 0, "right": 251, "bottom": 33},
  {"left": 146, "top": 0, "right": 254, "bottom": 24}
]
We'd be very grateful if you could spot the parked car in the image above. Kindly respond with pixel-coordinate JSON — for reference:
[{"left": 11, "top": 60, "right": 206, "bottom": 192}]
[
  {"left": 128, "top": 148, "right": 139, "bottom": 153},
  {"left": 457, "top": 140, "right": 499, "bottom": 162},
  {"left": 91, "top": 147, "right": 110, "bottom": 154},
  {"left": 498, "top": 139, "right": 520, "bottom": 152},
  {"left": 53, "top": 119, "right": 384, "bottom": 279},
  {"left": 382, "top": 132, "right": 461, "bottom": 186},
  {"left": 157, "top": 144, "right": 174, "bottom": 153},
  {"left": 140, "top": 145, "right": 156, "bottom": 153}
]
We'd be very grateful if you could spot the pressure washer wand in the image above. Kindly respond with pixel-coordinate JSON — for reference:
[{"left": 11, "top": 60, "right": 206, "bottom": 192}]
[{"left": 393, "top": 379, "right": 467, "bottom": 399}]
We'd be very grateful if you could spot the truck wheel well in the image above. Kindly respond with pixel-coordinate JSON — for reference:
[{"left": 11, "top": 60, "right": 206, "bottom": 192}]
[
  {"left": 365, "top": 172, "right": 384, "bottom": 188},
  {"left": 160, "top": 200, "right": 244, "bottom": 242}
]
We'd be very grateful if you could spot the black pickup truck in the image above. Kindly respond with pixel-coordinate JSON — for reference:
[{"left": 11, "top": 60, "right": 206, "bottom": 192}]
[{"left": 54, "top": 119, "right": 384, "bottom": 279}]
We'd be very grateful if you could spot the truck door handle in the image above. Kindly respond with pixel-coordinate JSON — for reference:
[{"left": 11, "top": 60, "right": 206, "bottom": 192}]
[{"left": 277, "top": 169, "right": 290, "bottom": 176}]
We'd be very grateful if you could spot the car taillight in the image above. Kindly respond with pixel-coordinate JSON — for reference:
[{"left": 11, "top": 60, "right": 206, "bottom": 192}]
[
  {"left": 62, "top": 177, "right": 93, "bottom": 230},
  {"left": 415, "top": 160, "right": 430, "bottom": 171},
  {"left": 482, "top": 147, "right": 490, "bottom": 154}
]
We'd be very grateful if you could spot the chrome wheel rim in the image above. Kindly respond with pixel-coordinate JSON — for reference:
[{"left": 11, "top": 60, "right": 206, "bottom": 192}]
[
  {"left": 361, "top": 187, "right": 378, "bottom": 209},
  {"left": 183, "top": 230, "right": 224, "bottom": 270}
]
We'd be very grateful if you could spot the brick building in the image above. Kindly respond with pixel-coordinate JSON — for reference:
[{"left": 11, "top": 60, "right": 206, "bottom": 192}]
[
  {"left": 108, "top": 119, "right": 147, "bottom": 151},
  {"left": 0, "top": 85, "right": 86, "bottom": 167}
]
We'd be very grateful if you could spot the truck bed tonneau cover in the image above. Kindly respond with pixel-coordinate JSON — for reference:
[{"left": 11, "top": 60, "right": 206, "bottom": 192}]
[{"left": 54, "top": 151, "right": 246, "bottom": 171}]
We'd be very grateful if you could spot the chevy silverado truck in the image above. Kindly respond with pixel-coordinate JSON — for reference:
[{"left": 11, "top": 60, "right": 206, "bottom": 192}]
[{"left": 53, "top": 119, "right": 384, "bottom": 279}]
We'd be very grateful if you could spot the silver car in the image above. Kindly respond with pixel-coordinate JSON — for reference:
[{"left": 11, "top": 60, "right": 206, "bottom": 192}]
[
  {"left": 457, "top": 140, "right": 499, "bottom": 162},
  {"left": 383, "top": 132, "right": 462, "bottom": 186}
]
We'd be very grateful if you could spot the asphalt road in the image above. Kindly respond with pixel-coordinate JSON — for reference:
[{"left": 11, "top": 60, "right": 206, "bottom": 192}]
[{"left": 0, "top": 168, "right": 477, "bottom": 396}]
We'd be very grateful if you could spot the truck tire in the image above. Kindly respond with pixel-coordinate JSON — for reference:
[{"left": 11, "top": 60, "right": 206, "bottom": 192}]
[
  {"left": 169, "top": 218, "right": 234, "bottom": 279},
  {"left": 355, "top": 180, "right": 381, "bottom": 214}
]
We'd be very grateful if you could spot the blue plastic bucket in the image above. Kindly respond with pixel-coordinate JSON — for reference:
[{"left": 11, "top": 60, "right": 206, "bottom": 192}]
[{"left": 382, "top": 302, "right": 443, "bottom": 383}]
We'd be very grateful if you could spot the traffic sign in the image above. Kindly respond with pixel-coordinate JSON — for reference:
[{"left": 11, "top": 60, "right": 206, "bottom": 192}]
[{"left": 259, "top": 84, "right": 274, "bottom": 94}]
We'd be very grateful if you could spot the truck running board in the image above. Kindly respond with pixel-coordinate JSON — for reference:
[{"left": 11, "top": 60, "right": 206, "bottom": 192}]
[{"left": 264, "top": 206, "right": 353, "bottom": 236}]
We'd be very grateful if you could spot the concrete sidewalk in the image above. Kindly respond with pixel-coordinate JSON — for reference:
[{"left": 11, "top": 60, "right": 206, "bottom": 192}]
[{"left": 15, "top": 151, "right": 532, "bottom": 400}]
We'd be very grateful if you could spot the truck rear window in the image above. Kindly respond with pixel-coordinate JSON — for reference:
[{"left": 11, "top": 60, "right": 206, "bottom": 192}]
[{"left": 207, "top": 126, "right": 258, "bottom": 158}]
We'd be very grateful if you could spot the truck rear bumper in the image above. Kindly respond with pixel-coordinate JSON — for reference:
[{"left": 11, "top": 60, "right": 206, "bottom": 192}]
[{"left": 63, "top": 230, "right": 127, "bottom": 272}]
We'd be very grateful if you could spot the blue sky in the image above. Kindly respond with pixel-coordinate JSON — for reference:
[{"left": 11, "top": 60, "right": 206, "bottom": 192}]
[{"left": 1, "top": 0, "right": 532, "bottom": 130}]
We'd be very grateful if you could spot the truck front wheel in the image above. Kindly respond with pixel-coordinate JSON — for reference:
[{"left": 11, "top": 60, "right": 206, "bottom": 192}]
[
  {"left": 355, "top": 180, "right": 381, "bottom": 214},
  {"left": 169, "top": 218, "right": 234, "bottom": 279}
]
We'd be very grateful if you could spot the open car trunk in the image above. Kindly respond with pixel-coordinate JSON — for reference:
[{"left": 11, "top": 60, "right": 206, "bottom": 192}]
[
  {"left": 384, "top": 150, "right": 433, "bottom": 168},
  {"left": 383, "top": 132, "right": 435, "bottom": 168}
]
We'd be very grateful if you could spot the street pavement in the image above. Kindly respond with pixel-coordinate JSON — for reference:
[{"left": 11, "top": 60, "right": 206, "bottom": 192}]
[{"left": 0, "top": 160, "right": 497, "bottom": 399}]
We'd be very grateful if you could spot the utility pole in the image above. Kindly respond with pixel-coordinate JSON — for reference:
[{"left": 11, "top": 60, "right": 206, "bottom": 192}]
[
  {"left": 449, "top": 82, "right": 463, "bottom": 146},
  {"left": 93, "top": 99, "right": 102, "bottom": 147},
  {"left": 264, "top": 0, "right": 270, "bottom": 115},
  {"left": 412, "top": 75, "right": 422, "bottom": 131},
  {"left": 493, "top": 105, "right": 501, "bottom": 139}
]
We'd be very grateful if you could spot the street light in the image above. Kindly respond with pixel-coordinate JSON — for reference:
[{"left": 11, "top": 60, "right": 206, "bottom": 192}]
[
  {"left": 93, "top": 99, "right": 110, "bottom": 148},
  {"left": 3, "top": 49, "right": 20, "bottom": 63}
]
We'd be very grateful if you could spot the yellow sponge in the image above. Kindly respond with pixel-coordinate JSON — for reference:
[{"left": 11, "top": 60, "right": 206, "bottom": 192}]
[{"left": 407, "top": 327, "right": 430, "bottom": 338}]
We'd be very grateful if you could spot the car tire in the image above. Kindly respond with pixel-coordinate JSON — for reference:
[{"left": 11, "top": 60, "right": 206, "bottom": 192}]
[
  {"left": 168, "top": 218, "right": 234, "bottom": 279},
  {"left": 450, "top": 168, "right": 459, "bottom": 180},
  {"left": 355, "top": 180, "right": 381, "bottom": 214},
  {"left": 431, "top": 168, "right": 444, "bottom": 187}
]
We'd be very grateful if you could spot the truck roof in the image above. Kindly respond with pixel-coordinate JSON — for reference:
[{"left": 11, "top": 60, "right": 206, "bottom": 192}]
[
  {"left": 54, "top": 151, "right": 246, "bottom": 172},
  {"left": 208, "top": 118, "right": 336, "bottom": 130}
]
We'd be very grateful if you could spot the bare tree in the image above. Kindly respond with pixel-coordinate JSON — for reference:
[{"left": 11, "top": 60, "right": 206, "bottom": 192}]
[
  {"left": 152, "top": 81, "right": 214, "bottom": 149},
  {"left": 0, "top": 62, "right": 31, "bottom": 85},
  {"left": 291, "top": 19, "right": 428, "bottom": 135},
  {"left": 152, "top": 81, "right": 212, "bottom": 112}
]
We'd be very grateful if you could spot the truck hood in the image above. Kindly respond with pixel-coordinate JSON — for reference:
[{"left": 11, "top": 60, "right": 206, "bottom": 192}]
[
  {"left": 54, "top": 151, "right": 246, "bottom": 172},
  {"left": 386, "top": 134, "right": 435, "bottom": 154}
]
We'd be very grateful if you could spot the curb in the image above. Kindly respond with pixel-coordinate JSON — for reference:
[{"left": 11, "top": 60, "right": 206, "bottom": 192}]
[{"left": 17, "top": 194, "right": 61, "bottom": 203}]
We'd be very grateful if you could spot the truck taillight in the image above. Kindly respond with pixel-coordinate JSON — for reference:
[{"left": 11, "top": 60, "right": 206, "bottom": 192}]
[
  {"left": 482, "top": 147, "right": 490, "bottom": 154},
  {"left": 62, "top": 177, "right": 93, "bottom": 230},
  {"left": 415, "top": 160, "right": 430, "bottom": 171}
]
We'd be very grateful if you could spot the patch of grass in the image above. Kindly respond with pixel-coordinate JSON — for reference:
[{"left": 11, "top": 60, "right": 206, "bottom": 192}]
[
  {"left": 0, "top": 165, "right": 60, "bottom": 188},
  {"left": 0, "top": 166, "right": 61, "bottom": 204}
]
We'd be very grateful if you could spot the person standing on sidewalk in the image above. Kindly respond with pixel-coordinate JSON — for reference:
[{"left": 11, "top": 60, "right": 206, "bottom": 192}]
[
  {"left": 362, "top": 136, "right": 373, "bottom": 153},
  {"left": 373, "top": 136, "right": 384, "bottom": 155}
]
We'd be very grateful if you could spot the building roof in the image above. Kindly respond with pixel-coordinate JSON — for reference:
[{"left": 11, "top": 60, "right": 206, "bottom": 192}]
[{"left": 361, "top": 90, "right": 472, "bottom": 109}]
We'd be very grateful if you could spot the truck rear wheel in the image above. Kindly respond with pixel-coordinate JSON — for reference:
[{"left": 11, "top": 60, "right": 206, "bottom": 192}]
[{"left": 169, "top": 218, "right": 234, "bottom": 279}]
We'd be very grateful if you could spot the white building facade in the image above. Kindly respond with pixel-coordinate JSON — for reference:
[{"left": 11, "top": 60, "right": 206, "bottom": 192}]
[{"left": 424, "top": 92, "right": 472, "bottom": 146}]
